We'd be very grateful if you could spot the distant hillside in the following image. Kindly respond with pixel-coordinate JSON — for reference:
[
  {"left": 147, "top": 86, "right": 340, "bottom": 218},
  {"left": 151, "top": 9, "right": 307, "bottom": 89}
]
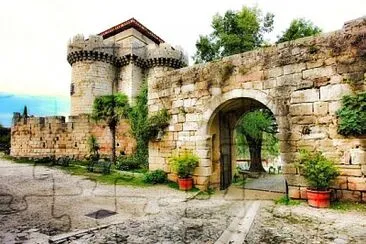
[{"left": 0, "top": 93, "right": 70, "bottom": 127}]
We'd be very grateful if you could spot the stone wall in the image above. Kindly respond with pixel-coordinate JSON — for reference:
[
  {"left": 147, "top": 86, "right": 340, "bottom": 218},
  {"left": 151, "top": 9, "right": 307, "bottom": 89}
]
[
  {"left": 147, "top": 17, "right": 366, "bottom": 201},
  {"left": 10, "top": 114, "right": 135, "bottom": 159}
]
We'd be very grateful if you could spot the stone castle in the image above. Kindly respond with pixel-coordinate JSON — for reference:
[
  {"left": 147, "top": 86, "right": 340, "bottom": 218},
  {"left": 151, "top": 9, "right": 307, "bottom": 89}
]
[{"left": 11, "top": 17, "right": 366, "bottom": 201}]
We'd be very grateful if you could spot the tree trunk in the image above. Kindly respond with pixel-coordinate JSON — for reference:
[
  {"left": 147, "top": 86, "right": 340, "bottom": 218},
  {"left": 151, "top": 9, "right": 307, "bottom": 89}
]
[
  {"left": 109, "top": 124, "right": 116, "bottom": 164},
  {"left": 247, "top": 135, "right": 266, "bottom": 172}
]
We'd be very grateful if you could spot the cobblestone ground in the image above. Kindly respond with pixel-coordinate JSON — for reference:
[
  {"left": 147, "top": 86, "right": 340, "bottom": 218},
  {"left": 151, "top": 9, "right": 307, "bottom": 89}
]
[{"left": 246, "top": 202, "right": 366, "bottom": 244}]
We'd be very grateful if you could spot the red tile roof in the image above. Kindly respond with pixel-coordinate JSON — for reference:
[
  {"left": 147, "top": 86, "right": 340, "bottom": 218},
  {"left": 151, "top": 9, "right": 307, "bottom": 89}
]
[{"left": 98, "top": 18, "right": 164, "bottom": 44}]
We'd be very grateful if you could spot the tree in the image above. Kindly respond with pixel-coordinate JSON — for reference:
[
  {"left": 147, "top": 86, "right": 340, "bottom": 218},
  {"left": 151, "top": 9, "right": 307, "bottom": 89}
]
[
  {"left": 193, "top": 6, "right": 274, "bottom": 63},
  {"left": 23, "top": 105, "right": 28, "bottom": 117},
  {"left": 92, "top": 93, "right": 130, "bottom": 164},
  {"left": 235, "top": 110, "right": 278, "bottom": 172},
  {"left": 277, "top": 18, "right": 321, "bottom": 43}
]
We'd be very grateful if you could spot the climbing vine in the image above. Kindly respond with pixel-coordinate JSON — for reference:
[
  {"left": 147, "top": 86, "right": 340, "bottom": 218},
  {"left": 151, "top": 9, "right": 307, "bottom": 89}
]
[
  {"left": 337, "top": 92, "right": 366, "bottom": 136},
  {"left": 118, "top": 83, "right": 170, "bottom": 169}
]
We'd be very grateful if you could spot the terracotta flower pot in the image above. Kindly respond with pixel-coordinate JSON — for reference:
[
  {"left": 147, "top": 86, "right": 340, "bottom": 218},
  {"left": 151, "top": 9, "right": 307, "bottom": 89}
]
[
  {"left": 306, "top": 189, "right": 331, "bottom": 208},
  {"left": 178, "top": 177, "right": 193, "bottom": 191}
]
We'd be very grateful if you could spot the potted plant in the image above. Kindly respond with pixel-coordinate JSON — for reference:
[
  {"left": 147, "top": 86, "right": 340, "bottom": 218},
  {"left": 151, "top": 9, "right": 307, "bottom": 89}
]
[
  {"left": 297, "top": 149, "right": 339, "bottom": 208},
  {"left": 169, "top": 150, "right": 199, "bottom": 190}
]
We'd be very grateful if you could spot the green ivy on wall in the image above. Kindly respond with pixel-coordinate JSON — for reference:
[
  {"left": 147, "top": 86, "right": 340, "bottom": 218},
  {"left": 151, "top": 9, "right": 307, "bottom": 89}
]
[{"left": 337, "top": 92, "right": 366, "bottom": 136}]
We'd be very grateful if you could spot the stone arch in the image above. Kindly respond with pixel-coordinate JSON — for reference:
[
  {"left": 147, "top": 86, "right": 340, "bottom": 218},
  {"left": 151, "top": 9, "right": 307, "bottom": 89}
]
[
  {"left": 197, "top": 89, "right": 281, "bottom": 137},
  {"left": 197, "top": 88, "right": 287, "bottom": 190}
]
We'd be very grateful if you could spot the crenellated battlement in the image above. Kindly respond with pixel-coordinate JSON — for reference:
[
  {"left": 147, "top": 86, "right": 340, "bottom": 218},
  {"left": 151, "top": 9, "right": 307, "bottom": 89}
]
[
  {"left": 67, "top": 34, "right": 120, "bottom": 66},
  {"left": 146, "top": 43, "right": 188, "bottom": 68}
]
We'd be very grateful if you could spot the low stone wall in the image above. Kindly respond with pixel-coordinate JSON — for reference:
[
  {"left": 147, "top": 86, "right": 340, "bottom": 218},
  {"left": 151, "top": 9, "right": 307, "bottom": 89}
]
[{"left": 10, "top": 114, "right": 135, "bottom": 160}]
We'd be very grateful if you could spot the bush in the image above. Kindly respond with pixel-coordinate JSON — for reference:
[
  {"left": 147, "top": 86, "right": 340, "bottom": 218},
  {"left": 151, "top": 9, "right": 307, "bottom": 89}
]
[
  {"left": 117, "top": 155, "right": 141, "bottom": 171},
  {"left": 296, "top": 150, "right": 339, "bottom": 190},
  {"left": 337, "top": 92, "right": 366, "bottom": 136},
  {"left": 169, "top": 150, "right": 199, "bottom": 178},
  {"left": 0, "top": 125, "right": 10, "bottom": 154},
  {"left": 143, "top": 169, "right": 167, "bottom": 184}
]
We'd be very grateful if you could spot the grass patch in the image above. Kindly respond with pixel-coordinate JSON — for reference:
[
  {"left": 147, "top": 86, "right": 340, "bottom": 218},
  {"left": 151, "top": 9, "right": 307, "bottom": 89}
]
[
  {"left": 330, "top": 201, "right": 366, "bottom": 212},
  {"left": 63, "top": 164, "right": 148, "bottom": 187},
  {"left": 275, "top": 196, "right": 302, "bottom": 206}
]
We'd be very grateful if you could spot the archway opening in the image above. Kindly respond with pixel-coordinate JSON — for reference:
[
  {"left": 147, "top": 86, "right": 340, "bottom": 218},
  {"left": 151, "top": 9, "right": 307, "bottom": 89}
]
[{"left": 208, "top": 97, "right": 284, "bottom": 193}]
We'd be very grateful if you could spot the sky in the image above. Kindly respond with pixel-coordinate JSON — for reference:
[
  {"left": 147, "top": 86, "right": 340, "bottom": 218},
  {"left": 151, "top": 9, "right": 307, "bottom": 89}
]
[{"left": 0, "top": 0, "right": 365, "bottom": 97}]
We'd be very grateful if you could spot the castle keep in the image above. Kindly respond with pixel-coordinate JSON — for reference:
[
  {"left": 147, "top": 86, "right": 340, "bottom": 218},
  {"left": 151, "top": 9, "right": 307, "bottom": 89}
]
[{"left": 11, "top": 17, "right": 366, "bottom": 201}]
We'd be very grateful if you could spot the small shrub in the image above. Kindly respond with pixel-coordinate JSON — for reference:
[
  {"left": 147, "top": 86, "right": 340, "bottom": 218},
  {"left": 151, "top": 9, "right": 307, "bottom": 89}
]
[
  {"left": 296, "top": 150, "right": 339, "bottom": 190},
  {"left": 117, "top": 155, "right": 141, "bottom": 171},
  {"left": 337, "top": 92, "right": 366, "bottom": 136},
  {"left": 143, "top": 169, "right": 167, "bottom": 184},
  {"left": 169, "top": 150, "right": 199, "bottom": 178},
  {"left": 275, "top": 195, "right": 301, "bottom": 206},
  {"left": 147, "top": 109, "right": 171, "bottom": 140},
  {"left": 219, "top": 63, "right": 235, "bottom": 81}
]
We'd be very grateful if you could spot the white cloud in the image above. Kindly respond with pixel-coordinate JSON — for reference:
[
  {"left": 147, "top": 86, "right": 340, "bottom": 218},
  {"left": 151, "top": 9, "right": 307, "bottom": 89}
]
[{"left": 0, "top": 0, "right": 365, "bottom": 96}]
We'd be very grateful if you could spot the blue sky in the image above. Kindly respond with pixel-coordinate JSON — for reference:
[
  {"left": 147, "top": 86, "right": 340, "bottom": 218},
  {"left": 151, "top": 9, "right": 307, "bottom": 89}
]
[{"left": 0, "top": 93, "right": 69, "bottom": 127}]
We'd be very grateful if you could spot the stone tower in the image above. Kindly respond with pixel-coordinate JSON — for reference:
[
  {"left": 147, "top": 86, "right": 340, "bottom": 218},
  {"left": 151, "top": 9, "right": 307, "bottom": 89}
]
[{"left": 67, "top": 18, "right": 187, "bottom": 115}]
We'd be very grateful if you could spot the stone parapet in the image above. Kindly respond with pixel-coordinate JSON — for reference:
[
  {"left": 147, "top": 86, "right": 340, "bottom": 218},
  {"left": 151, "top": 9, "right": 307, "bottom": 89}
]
[
  {"left": 10, "top": 114, "right": 136, "bottom": 159},
  {"left": 67, "top": 35, "right": 119, "bottom": 66}
]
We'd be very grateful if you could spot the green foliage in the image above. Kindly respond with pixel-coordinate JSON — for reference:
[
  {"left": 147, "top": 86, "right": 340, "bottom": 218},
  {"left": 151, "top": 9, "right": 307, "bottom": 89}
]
[
  {"left": 219, "top": 63, "right": 235, "bottom": 81},
  {"left": 146, "top": 109, "right": 171, "bottom": 139},
  {"left": 193, "top": 6, "right": 274, "bottom": 63},
  {"left": 275, "top": 195, "right": 302, "bottom": 206},
  {"left": 169, "top": 151, "right": 199, "bottom": 178},
  {"left": 277, "top": 18, "right": 322, "bottom": 43},
  {"left": 127, "top": 84, "right": 171, "bottom": 169},
  {"left": 87, "top": 135, "right": 100, "bottom": 162},
  {"left": 0, "top": 124, "right": 10, "bottom": 154},
  {"left": 92, "top": 93, "right": 130, "bottom": 126},
  {"left": 143, "top": 169, "right": 167, "bottom": 184},
  {"left": 337, "top": 92, "right": 366, "bottom": 136},
  {"left": 236, "top": 110, "right": 277, "bottom": 142},
  {"left": 330, "top": 201, "right": 366, "bottom": 212},
  {"left": 297, "top": 150, "right": 339, "bottom": 190},
  {"left": 23, "top": 105, "right": 28, "bottom": 117},
  {"left": 128, "top": 85, "right": 149, "bottom": 168},
  {"left": 116, "top": 155, "right": 142, "bottom": 171}
]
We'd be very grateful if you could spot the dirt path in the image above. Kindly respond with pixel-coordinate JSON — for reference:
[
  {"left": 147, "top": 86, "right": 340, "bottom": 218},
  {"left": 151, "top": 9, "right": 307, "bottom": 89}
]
[
  {"left": 0, "top": 159, "right": 246, "bottom": 243},
  {"left": 1, "top": 158, "right": 366, "bottom": 243}
]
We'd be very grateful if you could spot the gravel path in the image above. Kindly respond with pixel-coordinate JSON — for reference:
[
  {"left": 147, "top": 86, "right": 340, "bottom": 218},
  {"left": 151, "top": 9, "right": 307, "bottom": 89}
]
[
  {"left": 0, "top": 158, "right": 244, "bottom": 243},
  {"left": 1, "top": 158, "right": 366, "bottom": 244},
  {"left": 246, "top": 202, "right": 366, "bottom": 244}
]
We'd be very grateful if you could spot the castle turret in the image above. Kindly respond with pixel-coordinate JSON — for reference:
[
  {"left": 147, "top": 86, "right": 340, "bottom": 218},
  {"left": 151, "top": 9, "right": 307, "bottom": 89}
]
[{"left": 67, "top": 35, "right": 119, "bottom": 115}]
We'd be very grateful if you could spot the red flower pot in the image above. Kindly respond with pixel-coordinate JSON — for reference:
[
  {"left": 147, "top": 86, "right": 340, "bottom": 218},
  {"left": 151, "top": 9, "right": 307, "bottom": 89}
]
[
  {"left": 178, "top": 177, "right": 193, "bottom": 191},
  {"left": 306, "top": 189, "right": 331, "bottom": 208}
]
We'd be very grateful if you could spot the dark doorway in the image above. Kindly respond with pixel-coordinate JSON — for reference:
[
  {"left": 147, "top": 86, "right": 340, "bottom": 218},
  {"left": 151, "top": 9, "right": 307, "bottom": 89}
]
[{"left": 219, "top": 111, "right": 232, "bottom": 190}]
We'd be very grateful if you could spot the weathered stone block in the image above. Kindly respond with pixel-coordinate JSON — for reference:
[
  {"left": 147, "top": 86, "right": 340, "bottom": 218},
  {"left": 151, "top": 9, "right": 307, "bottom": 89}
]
[
  {"left": 282, "top": 164, "right": 297, "bottom": 174},
  {"left": 289, "top": 103, "right": 313, "bottom": 115},
  {"left": 183, "top": 122, "right": 198, "bottom": 131},
  {"left": 283, "top": 63, "right": 306, "bottom": 74},
  {"left": 268, "top": 67, "right": 283, "bottom": 78},
  {"left": 303, "top": 66, "right": 334, "bottom": 79},
  {"left": 194, "top": 167, "right": 212, "bottom": 176},
  {"left": 288, "top": 186, "right": 300, "bottom": 199},
  {"left": 339, "top": 165, "right": 363, "bottom": 177},
  {"left": 330, "top": 176, "right": 348, "bottom": 190},
  {"left": 348, "top": 177, "right": 366, "bottom": 191},
  {"left": 291, "top": 116, "right": 316, "bottom": 125},
  {"left": 290, "top": 89, "right": 319, "bottom": 104},
  {"left": 277, "top": 73, "right": 302, "bottom": 87},
  {"left": 336, "top": 190, "right": 361, "bottom": 202},
  {"left": 313, "top": 102, "right": 329, "bottom": 115},
  {"left": 320, "top": 84, "right": 352, "bottom": 101}
]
